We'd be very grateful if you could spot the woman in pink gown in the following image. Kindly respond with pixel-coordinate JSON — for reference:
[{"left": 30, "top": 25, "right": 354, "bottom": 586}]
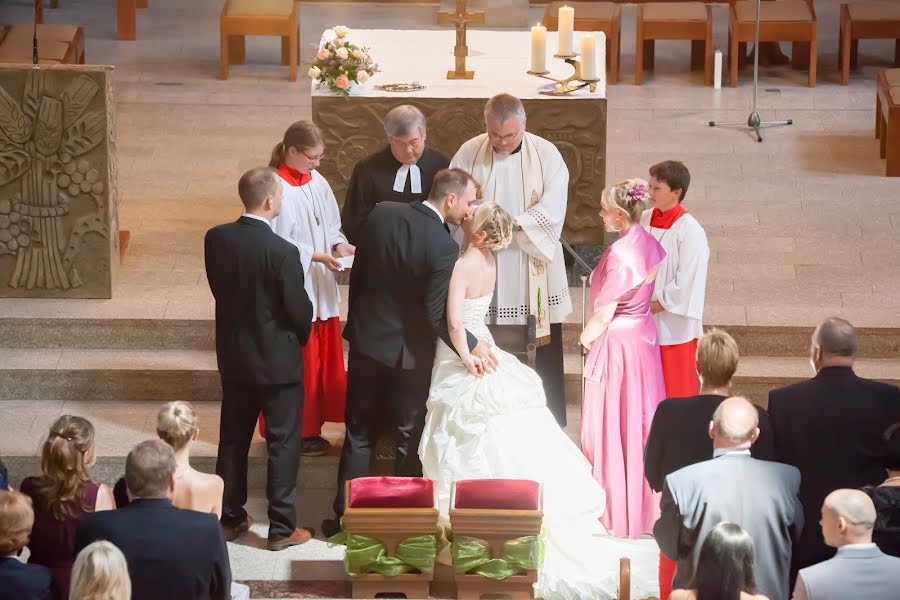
[{"left": 580, "top": 178, "right": 667, "bottom": 540}]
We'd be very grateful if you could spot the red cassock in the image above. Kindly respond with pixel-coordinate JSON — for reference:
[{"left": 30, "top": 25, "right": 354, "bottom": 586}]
[{"left": 650, "top": 205, "right": 700, "bottom": 400}]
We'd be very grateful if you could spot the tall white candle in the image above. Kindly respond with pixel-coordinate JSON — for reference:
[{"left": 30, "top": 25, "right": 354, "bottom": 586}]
[
  {"left": 714, "top": 49, "right": 722, "bottom": 89},
  {"left": 557, "top": 5, "right": 574, "bottom": 56},
  {"left": 580, "top": 34, "right": 596, "bottom": 80},
  {"left": 598, "top": 31, "right": 607, "bottom": 95},
  {"left": 531, "top": 24, "right": 547, "bottom": 72}
]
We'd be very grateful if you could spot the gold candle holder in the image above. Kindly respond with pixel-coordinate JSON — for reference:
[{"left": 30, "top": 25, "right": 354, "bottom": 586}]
[{"left": 528, "top": 52, "right": 600, "bottom": 95}]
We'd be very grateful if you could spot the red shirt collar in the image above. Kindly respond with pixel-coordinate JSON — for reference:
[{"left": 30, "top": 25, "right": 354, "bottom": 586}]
[
  {"left": 649, "top": 203, "right": 686, "bottom": 229},
  {"left": 277, "top": 163, "right": 312, "bottom": 187}
]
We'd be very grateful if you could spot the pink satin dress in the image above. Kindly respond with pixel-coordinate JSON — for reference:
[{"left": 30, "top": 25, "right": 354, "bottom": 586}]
[{"left": 581, "top": 224, "right": 667, "bottom": 539}]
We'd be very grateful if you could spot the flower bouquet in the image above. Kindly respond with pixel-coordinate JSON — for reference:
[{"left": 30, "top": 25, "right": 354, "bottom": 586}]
[{"left": 307, "top": 26, "right": 379, "bottom": 97}]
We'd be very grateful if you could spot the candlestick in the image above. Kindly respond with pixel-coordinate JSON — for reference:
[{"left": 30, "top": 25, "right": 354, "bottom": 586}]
[
  {"left": 557, "top": 5, "right": 574, "bottom": 56},
  {"left": 579, "top": 33, "right": 596, "bottom": 80},
  {"left": 531, "top": 24, "right": 547, "bottom": 74},
  {"left": 714, "top": 49, "right": 722, "bottom": 89}
]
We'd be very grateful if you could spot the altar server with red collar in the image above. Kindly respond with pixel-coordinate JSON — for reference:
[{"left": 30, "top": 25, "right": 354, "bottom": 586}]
[{"left": 640, "top": 160, "right": 709, "bottom": 399}]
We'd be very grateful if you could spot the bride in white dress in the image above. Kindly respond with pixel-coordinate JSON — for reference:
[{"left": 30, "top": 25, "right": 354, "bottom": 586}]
[{"left": 419, "top": 203, "right": 660, "bottom": 600}]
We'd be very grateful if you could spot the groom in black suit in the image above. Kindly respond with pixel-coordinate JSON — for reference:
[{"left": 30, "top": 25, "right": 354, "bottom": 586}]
[
  {"left": 323, "top": 169, "right": 497, "bottom": 536},
  {"left": 205, "top": 167, "right": 315, "bottom": 550}
]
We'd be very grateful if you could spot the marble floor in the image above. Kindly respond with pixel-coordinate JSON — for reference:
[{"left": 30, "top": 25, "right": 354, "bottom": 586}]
[{"left": 0, "top": 0, "right": 897, "bottom": 327}]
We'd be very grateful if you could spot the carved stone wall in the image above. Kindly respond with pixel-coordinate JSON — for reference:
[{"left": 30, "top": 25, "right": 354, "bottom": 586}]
[
  {"left": 312, "top": 96, "right": 606, "bottom": 246},
  {"left": 0, "top": 65, "right": 118, "bottom": 298}
]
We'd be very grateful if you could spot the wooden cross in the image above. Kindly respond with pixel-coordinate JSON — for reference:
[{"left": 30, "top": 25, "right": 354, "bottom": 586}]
[{"left": 437, "top": 0, "right": 485, "bottom": 79}]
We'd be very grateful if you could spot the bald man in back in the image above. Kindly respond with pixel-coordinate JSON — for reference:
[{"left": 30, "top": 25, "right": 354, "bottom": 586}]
[
  {"left": 655, "top": 396, "right": 804, "bottom": 600},
  {"left": 768, "top": 318, "right": 900, "bottom": 582}
]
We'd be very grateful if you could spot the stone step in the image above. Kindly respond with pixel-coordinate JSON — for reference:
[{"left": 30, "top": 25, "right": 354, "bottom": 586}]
[
  {"left": 2, "top": 316, "right": 898, "bottom": 358},
  {"left": 1, "top": 348, "right": 898, "bottom": 407}
]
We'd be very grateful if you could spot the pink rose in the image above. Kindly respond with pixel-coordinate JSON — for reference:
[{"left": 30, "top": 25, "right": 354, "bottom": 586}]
[
  {"left": 334, "top": 74, "right": 351, "bottom": 90},
  {"left": 317, "top": 49, "right": 329, "bottom": 61}
]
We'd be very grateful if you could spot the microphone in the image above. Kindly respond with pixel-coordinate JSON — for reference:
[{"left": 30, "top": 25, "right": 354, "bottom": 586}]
[{"left": 32, "top": 2, "right": 39, "bottom": 66}]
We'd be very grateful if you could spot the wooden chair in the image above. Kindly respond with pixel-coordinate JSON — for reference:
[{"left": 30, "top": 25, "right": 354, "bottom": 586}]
[
  {"left": 635, "top": 2, "right": 714, "bottom": 85},
  {"left": 450, "top": 479, "right": 544, "bottom": 600},
  {"left": 728, "top": 0, "right": 817, "bottom": 87},
  {"left": 220, "top": 0, "right": 299, "bottom": 81},
  {"left": 341, "top": 477, "right": 439, "bottom": 599},
  {"left": 876, "top": 69, "right": 900, "bottom": 177},
  {"left": 839, "top": 2, "right": 900, "bottom": 85},
  {"left": 0, "top": 23, "right": 85, "bottom": 64},
  {"left": 542, "top": 1, "right": 622, "bottom": 84}
]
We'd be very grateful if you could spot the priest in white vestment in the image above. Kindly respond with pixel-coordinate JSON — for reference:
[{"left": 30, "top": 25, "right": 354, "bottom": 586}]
[{"left": 450, "top": 93, "right": 572, "bottom": 425}]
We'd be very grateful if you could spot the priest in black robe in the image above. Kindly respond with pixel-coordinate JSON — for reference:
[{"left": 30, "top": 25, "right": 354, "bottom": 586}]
[{"left": 341, "top": 105, "right": 449, "bottom": 244}]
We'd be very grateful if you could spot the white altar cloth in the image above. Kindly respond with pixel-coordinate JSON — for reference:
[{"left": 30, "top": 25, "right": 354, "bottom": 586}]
[{"left": 311, "top": 28, "right": 606, "bottom": 99}]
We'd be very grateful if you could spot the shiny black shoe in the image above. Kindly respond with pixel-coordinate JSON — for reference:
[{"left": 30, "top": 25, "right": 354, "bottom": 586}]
[{"left": 321, "top": 517, "right": 342, "bottom": 538}]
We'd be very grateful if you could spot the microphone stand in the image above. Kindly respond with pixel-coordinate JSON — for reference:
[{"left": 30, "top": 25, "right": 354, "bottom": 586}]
[{"left": 708, "top": 0, "right": 792, "bottom": 142}]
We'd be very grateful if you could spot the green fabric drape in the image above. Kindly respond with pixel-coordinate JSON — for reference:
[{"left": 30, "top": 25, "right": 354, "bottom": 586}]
[
  {"left": 449, "top": 531, "right": 545, "bottom": 580},
  {"left": 328, "top": 530, "right": 438, "bottom": 576}
]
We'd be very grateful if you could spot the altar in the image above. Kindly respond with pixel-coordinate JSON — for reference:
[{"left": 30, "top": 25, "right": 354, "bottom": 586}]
[{"left": 311, "top": 28, "right": 608, "bottom": 245}]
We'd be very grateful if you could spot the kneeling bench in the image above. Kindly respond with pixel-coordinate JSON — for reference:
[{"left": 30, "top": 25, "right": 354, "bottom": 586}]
[
  {"left": 449, "top": 479, "right": 544, "bottom": 600},
  {"left": 332, "top": 476, "right": 439, "bottom": 599},
  {"left": 0, "top": 24, "right": 85, "bottom": 64},
  {"left": 876, "top": 68, "right": 900, "bottom": 177}
]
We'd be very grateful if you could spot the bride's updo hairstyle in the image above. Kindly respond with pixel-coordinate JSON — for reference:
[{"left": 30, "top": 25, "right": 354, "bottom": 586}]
[
  {"left": 605, "top": 178, "right": 650, "bottom": 224},
  {"left": 470, "top": 203, "right": 513, "bottom": 251},
  {"left": 157, "top": 401, "right": 198, "bottom": 452}
]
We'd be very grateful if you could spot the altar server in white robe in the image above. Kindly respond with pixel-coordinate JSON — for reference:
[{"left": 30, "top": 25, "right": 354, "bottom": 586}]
[
  {"left": 262, "top": 120, "right": 355, "bottom": 456},
  {"left": 450, "top": 93, "right": 572, "bottom": 426},
  {"left": 640, "top": 160, "right": 709, "bottom": 401}
]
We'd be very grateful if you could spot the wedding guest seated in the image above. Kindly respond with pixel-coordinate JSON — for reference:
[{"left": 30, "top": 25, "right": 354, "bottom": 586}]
[
  {"left": 76, "top": 440, "right": 231, "bottom": 600},
  {"left": 20, "top": 416, "right": 115, "bottom": 600},
  {"left": 670, "top": 522, "right": 769, "bottom": 600},
  {"left": 654, "top": 397, "right": 803, "bottom": 600},
  {"left": 646, "top": 328, "right": 775, "bottom": 599},
  {"left": 114, "top": 402, "right": 225, "bottom": 515},
  {"left": 862, "top": 421, "right": 900, "bottom": 557},
  {"left": 69, "top": 541, "right": 130, "bottom": 600},
  {"left": 0, "top": 491, "right": 53, "bottom": 600},
  {"left": 768, "top": 317, "right": 900, "bottom": 582},
  {"left": 791, "top": 489, "right": 900, "bottom": 600}
]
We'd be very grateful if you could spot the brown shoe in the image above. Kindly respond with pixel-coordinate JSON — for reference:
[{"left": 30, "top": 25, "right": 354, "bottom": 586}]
[
  {"left": 302, "top": 436, "right": 330, "bottom": 457},
  {"left": 268, "top": 527, "right": 315, "bottom": 551},
  {"left": 222, "top": 516, "right": 253, "bottom": 542}
]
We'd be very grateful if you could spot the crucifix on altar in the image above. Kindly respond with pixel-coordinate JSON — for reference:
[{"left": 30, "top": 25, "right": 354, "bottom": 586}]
[{"left": 437, "top": 0, "right": 485, "bottom": 79}]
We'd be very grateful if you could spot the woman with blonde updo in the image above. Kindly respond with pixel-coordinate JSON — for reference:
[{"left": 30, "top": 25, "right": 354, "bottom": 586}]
[
  {"left": 69, "top": 541, "right": 130, "bottom": 600},
  {"left": 156, "top": 402, "right": 224, "bottom": 517},
  {"left": 21, "top": 416, "right": 114, "bottom": 600},
  {"left": 418, "top": 202, "right": 657, "bottom": 600},
  {"left": 580, "top": 178, "right": 667, "bottom": 540}
]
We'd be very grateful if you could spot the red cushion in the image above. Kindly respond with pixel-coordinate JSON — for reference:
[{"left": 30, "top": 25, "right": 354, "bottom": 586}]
[
  {"left": 348, "top": 477, "right": 435, "bottom": 509},
  {"left": 454, "top": 479, "right": 541, "bottom": 510}
]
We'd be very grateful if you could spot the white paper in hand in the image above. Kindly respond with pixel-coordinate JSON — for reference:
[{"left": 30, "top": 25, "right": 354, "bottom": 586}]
[{"left": 337, "top": 255, "right": 354, "bottom": 271}]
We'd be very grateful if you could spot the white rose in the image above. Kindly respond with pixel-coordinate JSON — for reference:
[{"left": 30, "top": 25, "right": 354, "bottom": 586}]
[
  {"left": 333, "top": 25, "right": 350, "bottom": 38},
  {"left": 335, "top": 47, "right": 349, "bottom": 60},
  {"left": 352, "top": 48, "right": 365, "bottom": 59},
  {"left": 356, "top": 70, "right": 370, "bottom": 84},
  {"left": 308, "top": 66, "right": 321, "bottom": 79}
]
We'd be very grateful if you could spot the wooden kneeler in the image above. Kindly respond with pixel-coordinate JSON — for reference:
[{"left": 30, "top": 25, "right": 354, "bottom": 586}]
[
  {"left": 449, "top": 480, "right": 544, "bottom": 600},
  {"left": 339, "top": 477, "right": 439, "bottom": 600}
]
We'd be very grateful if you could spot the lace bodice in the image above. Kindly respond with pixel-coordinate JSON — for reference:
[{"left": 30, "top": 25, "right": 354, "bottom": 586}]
[{"left": 462, "top": 293, "right": 493, "bottom": 341}]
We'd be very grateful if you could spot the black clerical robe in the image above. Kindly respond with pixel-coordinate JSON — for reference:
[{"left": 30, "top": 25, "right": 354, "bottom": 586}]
[{"left": 341, "top": 146, "right": 449, "bottom": 244}]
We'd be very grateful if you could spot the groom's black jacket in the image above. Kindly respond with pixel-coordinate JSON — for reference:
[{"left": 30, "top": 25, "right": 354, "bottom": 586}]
[{"left": 343, "top": 201, "right": 476, "bottom": 370}]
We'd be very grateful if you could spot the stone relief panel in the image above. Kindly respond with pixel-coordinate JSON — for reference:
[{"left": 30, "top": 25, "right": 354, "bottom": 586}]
[
  {"left": 0, "top": 65, "right": 118, "bottom": 298},
  {"left": 313, "top": 96, "right": 606, "bottom": 246}
]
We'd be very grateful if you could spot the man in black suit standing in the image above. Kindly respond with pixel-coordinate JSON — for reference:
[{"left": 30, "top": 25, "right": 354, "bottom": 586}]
[
  {"left": 205, "top": 167, "right": 314, "bottom": 550},
  {"left": 322, "top": 168, "right": 497, "bottom": 536},
  {"left": 768, "top": 317, "right": 900, "bottom": 584},
  {"left": 75, "top": 440, "right": 231, "bottom": 600}
]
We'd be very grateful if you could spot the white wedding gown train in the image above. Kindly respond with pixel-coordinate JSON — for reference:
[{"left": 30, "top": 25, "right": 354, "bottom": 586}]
[{"left": 419, "top": 294, "right": 660, "bottom": 600}]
